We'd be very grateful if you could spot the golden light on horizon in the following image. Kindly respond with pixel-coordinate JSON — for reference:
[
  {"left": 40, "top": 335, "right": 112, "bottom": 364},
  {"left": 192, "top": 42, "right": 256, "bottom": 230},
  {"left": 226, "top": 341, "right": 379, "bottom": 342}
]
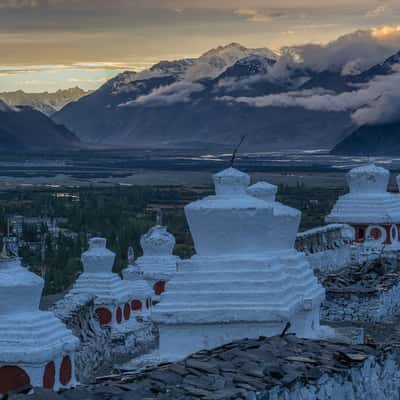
[{"left": 371, "top": 25, "right": 400, "bottom": 39}]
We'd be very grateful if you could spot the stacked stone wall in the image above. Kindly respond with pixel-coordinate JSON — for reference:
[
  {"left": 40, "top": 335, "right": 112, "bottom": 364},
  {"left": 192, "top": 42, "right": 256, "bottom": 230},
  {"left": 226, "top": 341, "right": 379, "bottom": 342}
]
[
  {"left": 296, "top": 224, "right": 352, "bottom": 273},
  {"left": 52, "top": 293, "right": 157, "bottom": 383},
  {"left": 321, "top": 285, "right": 400, "bottom": 322}
]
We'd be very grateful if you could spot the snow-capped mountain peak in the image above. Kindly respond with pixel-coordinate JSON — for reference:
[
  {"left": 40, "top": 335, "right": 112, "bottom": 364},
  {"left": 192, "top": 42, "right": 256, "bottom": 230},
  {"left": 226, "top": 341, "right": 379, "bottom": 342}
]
[
  {"left": 0, "top": 87, "right": 88, "bottom": 116},
  {"left": 184, "top": 43, "right": 278, "bottom": 81}
]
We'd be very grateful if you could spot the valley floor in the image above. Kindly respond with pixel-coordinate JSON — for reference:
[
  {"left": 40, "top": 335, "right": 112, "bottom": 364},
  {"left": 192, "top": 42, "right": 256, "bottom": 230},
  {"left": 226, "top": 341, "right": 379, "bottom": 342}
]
[{"left": 0, "top": 148, "right": 399, "bottom": 189}]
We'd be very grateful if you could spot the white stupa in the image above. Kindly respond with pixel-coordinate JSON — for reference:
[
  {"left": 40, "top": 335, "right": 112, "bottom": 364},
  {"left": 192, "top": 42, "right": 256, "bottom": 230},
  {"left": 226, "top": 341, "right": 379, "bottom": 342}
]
[
  {"left": 326, "top": 164, "right": 400, "bottom": 249},
  {"left": 129, "top": 226, "right": 180, "bottom": 302},
  {"left": 152, "top": 167, "right": 327, "bottom": 361},
  {"left": 122, "top": 249, "right": 154, "bottom": 320},
  {"left": 0, "top": 252, "right": 79, "bottom": 395},
  {"left": 69, "top": 238, "right": 136, "bottom": 330}
]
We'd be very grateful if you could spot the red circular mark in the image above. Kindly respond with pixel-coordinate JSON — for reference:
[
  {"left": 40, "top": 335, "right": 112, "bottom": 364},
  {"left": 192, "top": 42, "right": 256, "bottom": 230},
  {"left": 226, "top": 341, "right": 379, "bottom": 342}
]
[
  {"left": 60, "top": 356, "right": 72, "bottom": 386},
  {"left": 116, "top": 306, "right": 123, "bottom": 324},
  {"left": 0, "top": 366, "right": 30, "bottom": 395},
  {"left": 384, "top": 225, "right": 392, "bottom": 244},
  {"left": 146, "top": 298, "right": 151, "bottom": 309},
  {"left": 354, "top": 224, "right": 366, "bottom": 243},
  {"left": 43, "top": 361, "right": 55, "bottom": 389},
  {"left": 370, "top": 227, "right": 382, "bottom": 240},
  {"left": 96, "top": 307, "right": 112, "bottom": 325},
  {"left": 124, "top": 303, "right": 131, "bottom": 320},
  {"left": 131, "top": 300, "right": 142, "bottom": 311},
  {"left": 153, "top": 280, "right": 166, "bottom": 296}
]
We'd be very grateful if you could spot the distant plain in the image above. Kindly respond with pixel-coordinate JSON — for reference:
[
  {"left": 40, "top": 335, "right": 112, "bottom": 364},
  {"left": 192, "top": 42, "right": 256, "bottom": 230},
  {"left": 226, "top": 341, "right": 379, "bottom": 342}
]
[{"left": 1, "top": 149, "right": 399, "bottom": 189}]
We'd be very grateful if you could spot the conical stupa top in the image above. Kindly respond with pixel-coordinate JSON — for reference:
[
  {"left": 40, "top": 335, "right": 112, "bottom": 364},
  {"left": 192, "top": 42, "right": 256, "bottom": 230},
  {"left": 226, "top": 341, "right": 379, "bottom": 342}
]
[
  {"left": 81, "top": 237, "right": 115, "bottom": 273},
  {"left": 347, "top": 163, "right": 389, "bottom": 194}
]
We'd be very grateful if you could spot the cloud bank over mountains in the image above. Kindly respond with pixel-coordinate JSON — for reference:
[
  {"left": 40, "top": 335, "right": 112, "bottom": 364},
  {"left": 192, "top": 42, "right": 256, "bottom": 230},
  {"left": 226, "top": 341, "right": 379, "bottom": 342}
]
[
  {"left": 123, "top": 82, "right": 205, "bottom": 107},
  {"left": 117, "top": 26, "right": 400, "bottom": 127},
  {"left": 222, "top": 70, "right": 400, "bottom": 126},
  {"left": 51, "top": 24, "right": 400, "bottom": 154},
  {"left": 267, "top": 25, "right": 400, "bottom": 79}
]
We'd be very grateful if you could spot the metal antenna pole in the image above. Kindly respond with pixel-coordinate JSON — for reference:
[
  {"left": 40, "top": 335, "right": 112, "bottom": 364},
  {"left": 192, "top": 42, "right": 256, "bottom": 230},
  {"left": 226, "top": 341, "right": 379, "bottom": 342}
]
[{"left": 229, "top": 135, "right": 246, "bottom": 168}]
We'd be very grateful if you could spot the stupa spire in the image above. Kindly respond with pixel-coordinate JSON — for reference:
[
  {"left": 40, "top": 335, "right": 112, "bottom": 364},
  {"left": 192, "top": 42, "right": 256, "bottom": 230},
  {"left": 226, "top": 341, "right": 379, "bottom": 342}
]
[
  {"left": 152, "top": 167, "right": 328, "bottom": 361},
  {"left": 123, "top": 226, "right": 180, "bottom": 303},
  {"left": 69, "top": 237, "right": 148, "bottom": 330},
  {"left": 327, "top": 163, "right": 400, "bottom": 249},
  {"left": 0, "top": 253, "right": 79, "bottom": 394}
]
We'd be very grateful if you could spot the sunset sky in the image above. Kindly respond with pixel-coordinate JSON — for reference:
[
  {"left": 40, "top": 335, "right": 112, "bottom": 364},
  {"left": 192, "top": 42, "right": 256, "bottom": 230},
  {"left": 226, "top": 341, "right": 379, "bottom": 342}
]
[{"left": 0, "top": 0, "right": 399, "bottom": 92}]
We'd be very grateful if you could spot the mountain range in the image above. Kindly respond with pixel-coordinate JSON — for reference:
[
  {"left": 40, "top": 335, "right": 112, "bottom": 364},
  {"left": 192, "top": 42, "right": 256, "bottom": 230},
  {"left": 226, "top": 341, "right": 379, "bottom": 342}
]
[
  {"left": 0, "top": 87, "right": 88, "bottom": 116},
  {"left": 51, "top": 43, "right": 400, "bottom": 154},
  {"left": 2, "top": 42, "right": 400, "bottom": 154},
  {"left": 0, "top": 100, "right": 80, "bottom": 151}
]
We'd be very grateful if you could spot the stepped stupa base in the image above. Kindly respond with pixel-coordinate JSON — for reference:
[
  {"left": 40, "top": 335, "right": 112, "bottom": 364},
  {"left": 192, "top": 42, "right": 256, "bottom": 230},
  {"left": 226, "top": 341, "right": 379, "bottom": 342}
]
[{"left": 153, "top": 251, "right": 329, "bottom": 361}]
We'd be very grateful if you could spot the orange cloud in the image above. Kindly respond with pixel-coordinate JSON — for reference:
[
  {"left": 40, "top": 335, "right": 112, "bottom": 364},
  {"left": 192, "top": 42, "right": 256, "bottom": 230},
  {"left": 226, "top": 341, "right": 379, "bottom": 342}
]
[{"left": 371, "top": 25, "right": 400, "bottom": 38}]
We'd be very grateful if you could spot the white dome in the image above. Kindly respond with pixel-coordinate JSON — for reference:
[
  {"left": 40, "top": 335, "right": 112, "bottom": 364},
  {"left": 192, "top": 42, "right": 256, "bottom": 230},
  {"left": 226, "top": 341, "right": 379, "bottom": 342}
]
[
  {"left": 247, "top": 181, "right": 278, "bottom": 202},
  {"left": 81, "top": 237, "right": 115, "bottom": 274},
  {"left": 213, "top": 167, "right": 250, "bottom": 196},
  {"left": 71, "top": 238, "right": 131, "bottom": 305},
  {"left": 327, "top": 163, "right": 400, "bottom": 225},
  {"left": 185, "top": 168, "right": 300, "bottom": 256},
  {"left": 347, "top": 163, "right": 389, "bottom": 194},
  {"left": 0, "top": 259, "right": 43, "bottom": 315},
  {"left": 140, "top": 226, "right": 175, "bottom": 257}
]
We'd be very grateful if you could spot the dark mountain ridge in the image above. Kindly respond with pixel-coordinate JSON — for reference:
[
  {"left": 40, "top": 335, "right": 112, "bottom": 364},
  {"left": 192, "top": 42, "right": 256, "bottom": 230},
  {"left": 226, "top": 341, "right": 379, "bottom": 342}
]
[{"left": 0, "top": 101, "right": 80, "bottom": 151}]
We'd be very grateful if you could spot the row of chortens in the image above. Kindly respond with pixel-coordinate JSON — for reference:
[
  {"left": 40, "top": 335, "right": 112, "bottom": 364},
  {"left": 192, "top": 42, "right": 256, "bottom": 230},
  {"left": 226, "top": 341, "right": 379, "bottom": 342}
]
[{"left": 3, "top": 163, "right": 400, "bottom": 397}]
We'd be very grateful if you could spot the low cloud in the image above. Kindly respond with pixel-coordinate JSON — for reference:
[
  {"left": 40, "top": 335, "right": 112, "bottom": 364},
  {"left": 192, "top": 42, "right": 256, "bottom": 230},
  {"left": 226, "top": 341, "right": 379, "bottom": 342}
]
[
  {"left": 234, "top": 8, "right": 284, "bottom": 22},
  {"left": 121, "top": 81, "right": 205, "bottom": 107},
  {"left": 219, "top": 70, "right": 400, "bottom": 127},
  {"left": 365, "top": 4, "right": 387, "bottom": 17},
  {"left": 270, "top": 26, "right": 400, "bottom": 78}
]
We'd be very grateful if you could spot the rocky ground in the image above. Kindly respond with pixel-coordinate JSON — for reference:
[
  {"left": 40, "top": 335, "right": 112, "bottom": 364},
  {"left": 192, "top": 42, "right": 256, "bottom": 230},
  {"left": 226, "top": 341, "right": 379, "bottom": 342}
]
[
  {"left": 9, "top": 335, "right": 398, "bottom": 400},
  {"left": 321, "top": 258, "right": 399, "bottom": 295},
  {"left": 320, "top": 255, "right": 400, "bottom": 322}
]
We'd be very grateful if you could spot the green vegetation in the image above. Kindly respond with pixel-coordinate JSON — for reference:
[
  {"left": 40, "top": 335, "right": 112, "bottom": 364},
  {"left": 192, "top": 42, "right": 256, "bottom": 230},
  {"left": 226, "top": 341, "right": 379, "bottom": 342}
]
[{"left": 0, "top": 183, "right": 345, "bottom": 295}]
